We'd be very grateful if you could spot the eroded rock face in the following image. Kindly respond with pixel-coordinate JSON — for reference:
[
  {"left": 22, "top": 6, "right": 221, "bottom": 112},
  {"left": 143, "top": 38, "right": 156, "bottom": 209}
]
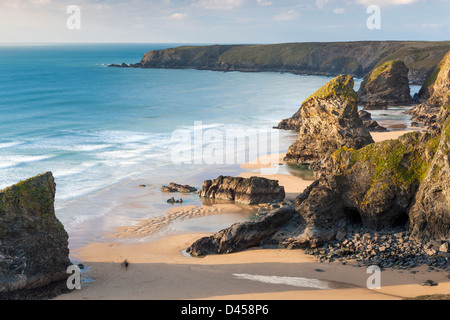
[
  {"left": 418, "top": 51, "right": 450, "bottom": 105},
  {"left": 199, "top": 176, "right": 285, "bottom": 205},
  {"left": 408, "top": 51, "right": 450, "bottom": 125},
  {"left": 0, "top": 172, "right": 71, "bottom": 296},
  {"left": 358, "top": 60, "right": 412, "bottom": 109},
  {"left": 284, "top": 75, "right": 374, "bottom": 165},
  {"left": 409, "top": 113, "right": 450, "bottom": 241}
]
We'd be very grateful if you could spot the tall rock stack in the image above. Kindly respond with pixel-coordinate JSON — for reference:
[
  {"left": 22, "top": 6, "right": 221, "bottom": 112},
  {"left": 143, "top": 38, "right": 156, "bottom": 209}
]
[
  {"left": 0, "top": 172, "right": 71, "bottom": 299},
  {"left": 283, "top": 74, "right": 374, "bottom": 166},
  {"left": 357, "top": 60, "right": 412, "bottom": 110}
]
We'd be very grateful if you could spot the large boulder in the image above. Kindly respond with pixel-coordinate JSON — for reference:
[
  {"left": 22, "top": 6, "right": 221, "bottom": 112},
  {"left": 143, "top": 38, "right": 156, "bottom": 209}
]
[
  {"left": 199, "top": 176, "right": 285, "bottom": 205},
  {"left": 284, "top": 74, "right": 374, "bottom": 166},
  {"left": 0, "top": 172, "right": 71, "bottom": 298},
  {"left": 358, "top": 60, "right": 412, "bottom": 109}
]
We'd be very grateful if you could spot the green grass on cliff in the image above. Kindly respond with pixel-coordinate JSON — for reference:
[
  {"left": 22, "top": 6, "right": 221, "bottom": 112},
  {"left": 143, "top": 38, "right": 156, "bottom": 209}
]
[
  {"left": 305, "top": 74, "right": 358, "bottom": 103},
  {"left": 331, "top": 131, "right": 437, "bottom": 203}
]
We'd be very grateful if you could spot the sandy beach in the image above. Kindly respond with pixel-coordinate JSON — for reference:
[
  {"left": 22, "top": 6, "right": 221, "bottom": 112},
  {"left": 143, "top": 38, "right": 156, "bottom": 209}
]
[{"left": 55, "top": 129, "right": 450, "bottom": 300}]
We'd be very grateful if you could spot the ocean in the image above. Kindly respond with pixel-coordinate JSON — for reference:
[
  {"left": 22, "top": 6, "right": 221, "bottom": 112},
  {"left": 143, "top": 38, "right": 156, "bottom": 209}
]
[{"left": 0, "top": 43, "right": 418, "bottom": 249}]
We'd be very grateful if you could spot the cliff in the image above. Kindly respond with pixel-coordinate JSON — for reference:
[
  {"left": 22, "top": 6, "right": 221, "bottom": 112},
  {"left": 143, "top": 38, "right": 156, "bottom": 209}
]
[
  {"left": 283, "top": 75, "right": 373, "bottom": 166},
  {"left": 0, "top": 172, "right": 71, "bottom": 299},
  {"left": 117, "top": 41, "right": 450, "bottom": 85},
  {"left": 357, "top": 60, "right": 412, "bottom": 109},
  {"left": 407, "top": 51, "right": 450, "bottom": 125}
]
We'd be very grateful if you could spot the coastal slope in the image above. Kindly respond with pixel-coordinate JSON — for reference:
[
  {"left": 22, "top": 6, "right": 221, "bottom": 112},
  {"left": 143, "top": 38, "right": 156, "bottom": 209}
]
[{"left": 116, "top": 41, "right": 450, "bottom": 84}]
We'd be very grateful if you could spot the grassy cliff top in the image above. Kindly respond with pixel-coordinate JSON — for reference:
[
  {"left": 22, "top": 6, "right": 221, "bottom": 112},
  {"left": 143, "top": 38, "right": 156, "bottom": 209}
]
[
  {"left": 367, "top": 60, "right": 406, "bottom": 82},
  {"left": 421, "top": 50, "right": 450, "bottom": 91},
  {"left": 305, "top": 74, "right": 357, "bottom": 103}
]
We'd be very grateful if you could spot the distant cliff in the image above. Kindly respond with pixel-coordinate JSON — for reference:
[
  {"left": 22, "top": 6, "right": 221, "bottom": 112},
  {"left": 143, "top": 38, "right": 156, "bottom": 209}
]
[
  {"left": 0, "top": 172, "right": 71, "bottom": 299},
  {"left": 113, "top": 41, "right": 450, "bottom": 85}
]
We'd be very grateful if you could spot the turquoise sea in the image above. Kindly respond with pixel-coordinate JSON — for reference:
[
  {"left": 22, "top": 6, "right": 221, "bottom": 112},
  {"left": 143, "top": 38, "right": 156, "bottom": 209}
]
[{"left": 0, "top": 44, "right": 418, "bottom": 249}]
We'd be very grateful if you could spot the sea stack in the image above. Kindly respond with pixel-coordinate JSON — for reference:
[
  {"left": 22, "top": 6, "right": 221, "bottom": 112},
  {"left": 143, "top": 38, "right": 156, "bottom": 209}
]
[
  {"left": 283, "top": 74, "right": 374, "bottom": 166},
  {"left": 0, "top": 172, "right": 71, "bottom": 299},
  {"left": 358, "top": 60, "right": 412, "bottom": 110}
]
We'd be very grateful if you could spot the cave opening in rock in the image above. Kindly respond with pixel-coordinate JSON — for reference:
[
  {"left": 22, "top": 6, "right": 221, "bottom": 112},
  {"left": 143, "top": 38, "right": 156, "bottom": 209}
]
[{"left": 344, "top": 208, "right": 363, "bottom": 226}]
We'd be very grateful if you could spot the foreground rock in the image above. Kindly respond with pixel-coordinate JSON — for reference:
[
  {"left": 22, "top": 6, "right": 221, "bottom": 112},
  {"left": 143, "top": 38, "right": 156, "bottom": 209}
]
[
  {"left": 284, "top": 75, "right": 374, "bottom": 165},
  {"left": 199, "top": 176, "right": 285, "bottom": 205},
  {"left": 358, "top": 60, "right": 412, "bottom": 109},
  {"left": 407, "top": 51, "right": 450, "bottom": 125},
  {"left": 187, "top": 207, "right": 295, "bottom": 256},
  {"left": 0, "top": 172, "right": 71, "bottom": 299}
]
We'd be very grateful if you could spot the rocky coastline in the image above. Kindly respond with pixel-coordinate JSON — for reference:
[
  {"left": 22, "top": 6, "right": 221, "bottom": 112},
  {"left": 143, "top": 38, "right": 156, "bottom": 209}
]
[{"left": 186, "top": 68, "right": 450, "bottom": 276}]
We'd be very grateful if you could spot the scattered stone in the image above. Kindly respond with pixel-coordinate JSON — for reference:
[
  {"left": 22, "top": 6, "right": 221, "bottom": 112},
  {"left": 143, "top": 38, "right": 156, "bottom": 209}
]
[
  {"left": 439, "top": 242, "right": 449, "bottom": 253},
  {"left": 420, "top": 280, "right": 438, "bottom": 287},
  {"left": 167, "top": 197, "right": 183, "bottom": 204}
]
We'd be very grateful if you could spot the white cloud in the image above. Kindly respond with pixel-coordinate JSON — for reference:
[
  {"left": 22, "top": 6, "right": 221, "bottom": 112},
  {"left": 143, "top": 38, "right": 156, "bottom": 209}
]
[
  {"left": 167, "top": 12, "right": 188, "bottom": 19},
  {"left": 355, "top": 0, "right": 425, "bottom": 5},
  {"left": 333, "top": 7, "right": 345, "bottom": 14},
  {"left": 421, "top": 23, "right": 443, "bottom": 28},
  {"left": 256, "top": 0, "right": 272, "bottom": 6},
  {"left": 192, "top": 0, "right": 244, "bottom": 10},
  {"left": 273, "top": 10, "right": 299, "bottom": 21},
  {"left": 315, "top": 0, "right": 329, "bottom": 9}
]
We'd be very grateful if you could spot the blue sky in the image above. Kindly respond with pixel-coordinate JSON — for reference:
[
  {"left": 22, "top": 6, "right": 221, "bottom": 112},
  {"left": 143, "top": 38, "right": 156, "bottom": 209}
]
[{"left": 0, "top": 0, "right": 449, "bottom": 43}]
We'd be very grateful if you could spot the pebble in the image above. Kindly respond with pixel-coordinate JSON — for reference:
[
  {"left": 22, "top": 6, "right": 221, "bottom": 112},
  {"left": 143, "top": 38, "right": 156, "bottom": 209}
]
[{"left": 304, "top": 227, "right": 450, "bottom": 271}]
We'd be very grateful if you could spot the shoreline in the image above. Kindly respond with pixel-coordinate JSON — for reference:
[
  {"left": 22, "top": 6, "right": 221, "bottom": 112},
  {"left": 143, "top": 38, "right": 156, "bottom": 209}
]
[{"left": 55, "top": 128, "right": 450, "bottom": 300}]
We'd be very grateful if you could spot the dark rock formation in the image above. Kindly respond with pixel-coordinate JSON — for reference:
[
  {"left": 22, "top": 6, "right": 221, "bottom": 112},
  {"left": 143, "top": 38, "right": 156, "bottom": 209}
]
[
  {"left": 357, "top": 110, "right": 387, "bottom": 132},
  {"left": 283, "top": 75, "right": 374, "bottom": 165},
  {"left": 0, "top": 172, "right": 71, "bottom": 298},
  {"left": 274, "top": 108, "right": 302, "bottom": 131},
  {"left": 199, "top": 175, "right": 285, "bottom": 205},
  {"left": 161, "top": 183, "right": 197, "bottom": 193},
  {"left": 358, "top": 60, "right": 412, "bottom": 109},
  {"left": 187, "top": 206, "right": 295, "bottom": 256},
  {"left": 407, "top": 51, "right": 450, "bottom": 125},
  {"left": 117, "top": 42, "right": 450, "bottom": 84}
]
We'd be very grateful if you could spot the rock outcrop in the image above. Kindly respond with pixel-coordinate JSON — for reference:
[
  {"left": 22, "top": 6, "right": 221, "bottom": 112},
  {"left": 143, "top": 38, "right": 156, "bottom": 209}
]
[
  {"left": 0, "top": 172, "right": 71, "bottom": 298},
  {"left": 357, "top": 110, "right": 387, "bottom": 132},
  {"left": 407, "top": 51, "right": 450, "bottom": 125},
  {"left": 199, "top": 176, "right": 285, "bottom": 205},
  {"left": 187, "top": 116, "right": 449, "bottom": 256},
  {"left": 357, "top": 60, "right": 412, "bottom": 109},
  {"left": 187, "top": 206, "right": 295, "bottom": 256},
  {"left": 283, "top": 75, "right": 374, "bottom": 165},
  {"left": 161, "top": 183, "right": 197, "bottom": 193},
  {"left": 274, "top": 108, "right": 302, "bottom": 131}
]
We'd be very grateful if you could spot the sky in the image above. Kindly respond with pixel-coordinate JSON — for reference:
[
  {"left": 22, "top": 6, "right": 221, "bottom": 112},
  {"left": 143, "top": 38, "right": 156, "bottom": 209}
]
[{"left": 0, "top": 0, "right": 449, "bottom": 43}]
